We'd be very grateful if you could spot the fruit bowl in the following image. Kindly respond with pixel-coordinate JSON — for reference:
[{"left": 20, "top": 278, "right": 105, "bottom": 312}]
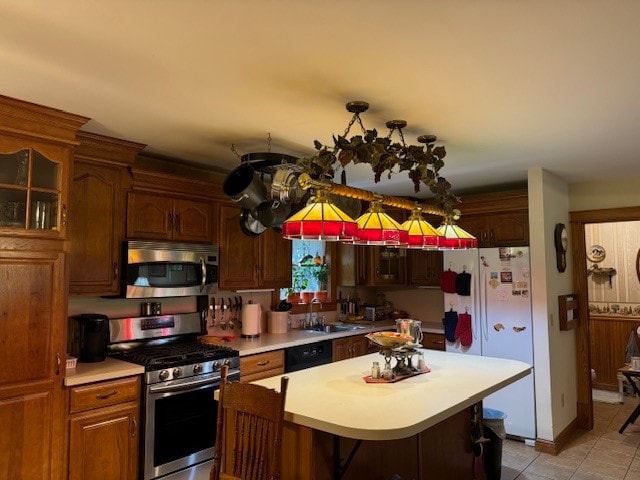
[{"left": 365, "top": 331, "right": 414, "bottom": 348}]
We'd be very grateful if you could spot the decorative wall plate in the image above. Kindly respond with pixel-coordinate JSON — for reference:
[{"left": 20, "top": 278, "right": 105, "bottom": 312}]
[{"left": 587, "top": 244, "right": 606, "bottom": 263}]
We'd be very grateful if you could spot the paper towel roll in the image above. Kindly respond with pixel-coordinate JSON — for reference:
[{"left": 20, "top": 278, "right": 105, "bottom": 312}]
[{"left": 242, "top": 303, "right": 261, "bottom": 338}]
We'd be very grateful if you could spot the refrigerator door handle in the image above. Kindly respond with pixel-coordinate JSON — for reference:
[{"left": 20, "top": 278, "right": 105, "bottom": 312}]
[{"left": 482, "top": 269, "right": 489, "bottom": 342}]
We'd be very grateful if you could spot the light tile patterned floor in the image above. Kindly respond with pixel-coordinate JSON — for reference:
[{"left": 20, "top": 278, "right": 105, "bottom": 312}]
[{"left": 502, "top": 395, "right": 640, "bottom": 479}]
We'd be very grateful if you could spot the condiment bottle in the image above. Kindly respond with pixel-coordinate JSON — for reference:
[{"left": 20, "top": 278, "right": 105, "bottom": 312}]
[
  {"left": 418, "top": 353, "right": 426, "bottom": 370},
  {"left": 382, "top": 361, "right": 393, "bottom": 380},
  {"left": 371, "top": 361, "right": 381, "bottom": 379}
]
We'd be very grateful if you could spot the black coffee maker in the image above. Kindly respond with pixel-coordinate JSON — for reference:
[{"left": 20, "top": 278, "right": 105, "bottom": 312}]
[{"left": 68, "top": 314, "right": 110, "bottom": 363}]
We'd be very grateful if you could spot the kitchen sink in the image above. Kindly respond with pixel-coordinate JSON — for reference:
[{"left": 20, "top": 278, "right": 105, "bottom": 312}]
[{"left": 302, "top": 324, "right": 366, "bottom": 333}]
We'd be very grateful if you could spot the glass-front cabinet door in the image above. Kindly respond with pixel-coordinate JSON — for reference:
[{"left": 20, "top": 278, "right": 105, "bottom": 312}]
[{"left": 0, "top": 138, "right": 69, "bottom": 237}]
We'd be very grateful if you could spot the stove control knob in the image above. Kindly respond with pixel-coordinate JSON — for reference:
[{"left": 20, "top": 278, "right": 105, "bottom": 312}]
[
  {"left": 159, "top": 370, "right": 170, "bottom": 381},
  {"left": 212, "top": 361, "right": 220, "bottom": 371},
  {"left": 173, "top": 368, "right": 182, "bottom": 378},
  {"left": 193, "top": 364, "right": 203, "bottom": 374}
]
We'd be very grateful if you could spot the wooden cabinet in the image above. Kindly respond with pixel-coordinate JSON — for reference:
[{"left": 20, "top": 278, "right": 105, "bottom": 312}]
[
  {"left": 0, "top": 248, "right": 68, "bottom": 480},
  {"left": 337, "top": 207, "right": 410, "bottom": 286},
  {"left": 218, "top": 203, "right": 292, "bottom": 290},
  {"left": 338, "top": 244, "right": 408, "bottom": 287},
  {"left": 422, "top": 332, "right": 446, "bottom": 351},
  {"left": 409, "top": 250, "right": 443, "bottom": 287},
  {"left": 69, "top": 132, "right": 144, "bottom": 295},
  {"left": 240, "top": 350, "right": 285, "bottom": 382},
  {"left": 0, "top": 95, "right": 87, "bottom": 480},
  {"left": 67, "top": 376, "right": 141, "bottom": 480},
  {"left": 126, "top": 191, "right": 214, "bottom": 243},
  {"left": 589, "top": 315, "right": 640, "bottom": 390},
  {"left": 455, "top": 190, "right": 529, "bottom": 247},
  {"left": 0, "top": 97, "right": 87, "bottom": 240},
  {"left": 333, "top": 334, "right": 373, "bottom": 361}
]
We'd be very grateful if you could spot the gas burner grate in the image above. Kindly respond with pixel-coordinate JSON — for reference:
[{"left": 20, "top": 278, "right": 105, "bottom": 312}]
[{"left": 111, "top": 342, "right": 237, "bottom": 369}]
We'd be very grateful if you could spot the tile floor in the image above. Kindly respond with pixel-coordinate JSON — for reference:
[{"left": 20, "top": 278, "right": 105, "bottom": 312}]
[{"left": 502, "top": 395, "right": 640, "bottom": 479}]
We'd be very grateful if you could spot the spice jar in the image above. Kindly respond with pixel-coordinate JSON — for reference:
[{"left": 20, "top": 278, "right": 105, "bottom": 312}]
[
  {"left": 371, "top": 361, "right": 381, "bottom": 379},
  {"left": 382, "top": 360, "right": 393, "bottom": 380}
]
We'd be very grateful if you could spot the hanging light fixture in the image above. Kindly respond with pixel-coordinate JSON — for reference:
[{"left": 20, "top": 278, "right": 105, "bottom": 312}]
[
  {"left": 436, "top": 216, "right": 478, "bottom": 249},
  {"left": 227, "top": 101, "right": 477, "bottom": 249},
  {"left": 400, "top": 205, "right": 443, "bottom": 249},
  {"left": 281, "top": 189, "right": 357, "bottom": 241},
  {"left": 353, "top": 199, "right": 408, "bottom": 246}
]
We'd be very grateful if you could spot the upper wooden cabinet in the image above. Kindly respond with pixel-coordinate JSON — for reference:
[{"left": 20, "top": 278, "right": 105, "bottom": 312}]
[
  {"left": 0, "top": 95, "right": 89, "bottom": 240},
  {"left": 126, "top": 191, "right": 214, "bottom": 243},
  {"left": 125, "top": 169, "right": 223, "bottom": 244},
  {"left": 337, "top": 207, "right": 409, "bottom": 287},
  {"left": 69, "top": 132, "right": 145, "bottom": 295},
  {"left": 218, "top": 203, "right": 292, "bottom": 291},
  {"left": 408, "top": 250, "right": 443, "bottom": 287},
  {"left": 455, "top": 190, "right": 529, "bottom": 247}
]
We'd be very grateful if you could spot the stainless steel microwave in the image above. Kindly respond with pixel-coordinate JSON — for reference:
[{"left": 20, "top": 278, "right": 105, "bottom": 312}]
[{"left": 121, "top": 241, "right": 218, "bottom": 298}]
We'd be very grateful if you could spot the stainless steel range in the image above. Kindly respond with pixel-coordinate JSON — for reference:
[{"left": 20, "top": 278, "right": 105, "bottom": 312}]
[{"left": 108, "top": 312, "right": 240, "bottom": 480}]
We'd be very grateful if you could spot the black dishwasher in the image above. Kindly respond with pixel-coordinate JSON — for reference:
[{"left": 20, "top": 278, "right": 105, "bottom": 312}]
[{"left": 285, "top": 339, "right": 333, "bottom": 372}]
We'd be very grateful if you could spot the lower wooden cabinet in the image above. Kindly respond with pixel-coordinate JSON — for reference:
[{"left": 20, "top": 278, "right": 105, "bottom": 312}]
[
  {"left": 240, "top": 350, "right": 285, "bottom": 382},
  {"left": 333, "top": 334, "right": 375, "bottom": 361},
  {"left": 422, "top": 332, "right": 446, "bottom": 351},
  {"left": 67, "top": 376, "right": 141, "bottom": 480}
]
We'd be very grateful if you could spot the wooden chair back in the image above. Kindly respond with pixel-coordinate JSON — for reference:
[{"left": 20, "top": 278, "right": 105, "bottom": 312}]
[{"left": 210, "top": 365, "right": 289, "bottom": 480}]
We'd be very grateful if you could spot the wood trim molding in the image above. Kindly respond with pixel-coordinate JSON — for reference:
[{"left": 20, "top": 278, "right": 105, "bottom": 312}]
[
  {"left": 535, "top": 417, "right": 578, "bottom": 455},
  {"left": 570, "top": 205, "right": 640, "bottom": 432},
  {"left": 457, "top": 189, "right": 528, "bottom": 215},
  {"left": 129, "top": 167, "right": 225, "bottom": 200},
  {"left": 0, "top": 94, "right": 89, "bottom": 144},
  {"left": 75, "top": 131, "right": 146, "bottom": 166}
]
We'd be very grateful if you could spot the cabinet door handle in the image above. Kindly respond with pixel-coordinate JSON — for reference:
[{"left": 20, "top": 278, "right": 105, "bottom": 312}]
[
  {"left": 56, "top": 353, "right": 61, "bottom": 376},
  {"left": 61, "top": 204, "right": 67, "bottom": 227},
  {"left": 257, "top": 360, "right": 270, "bottom": 367},
  {"left": 132, "top": 417, "right": 137, "bottom": 437},
  {"left": 175, "top": 214, "right": 181, "bottom": 232},
  {"left": 168, "top": 213, "right": 174, "bottom": 231},
  {"left": 96, "top": 390, "right": 118, "bottom": 400},
  {"left": 113, "top": 262, "right": 118, "bottom": 280}
]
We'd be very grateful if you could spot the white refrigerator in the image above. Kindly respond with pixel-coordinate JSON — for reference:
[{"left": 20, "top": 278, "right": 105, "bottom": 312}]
[{"left": 443, "top": 247, "right": 536, "bottom": 441}]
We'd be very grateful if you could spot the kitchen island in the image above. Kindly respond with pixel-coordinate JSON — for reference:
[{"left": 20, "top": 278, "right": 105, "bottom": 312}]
[{"left": 253, "top": 349, "right": 531, "bottom": 480}]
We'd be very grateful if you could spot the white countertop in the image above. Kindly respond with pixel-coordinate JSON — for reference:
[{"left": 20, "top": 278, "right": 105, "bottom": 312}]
[
  {"left": 252, "top": 349, "right": 531, "bottom": 441},
  {"left": 64, "top": 357, "right": 145, "bottom": 387},
  {"left": 200, "top": 322, "right": 396, "bottom": 356}
]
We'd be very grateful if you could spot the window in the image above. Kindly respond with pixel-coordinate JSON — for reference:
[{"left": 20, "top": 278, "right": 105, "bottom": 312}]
[{"left": 280, "top": 240, "right": 329, "bottom": 301}]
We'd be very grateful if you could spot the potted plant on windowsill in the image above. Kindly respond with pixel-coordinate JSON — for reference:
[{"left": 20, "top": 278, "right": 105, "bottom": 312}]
[
  {"left": 289, "top": 267, "right": 309, "bottom": 304},
  {"left": 312, "top": 263, "right": 329, "bottom": 303}
]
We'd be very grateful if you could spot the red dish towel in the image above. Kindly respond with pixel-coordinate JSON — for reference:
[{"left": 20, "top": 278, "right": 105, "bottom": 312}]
[
  {"left": 440, "top": 269, "right": 458, "bottom": 293},
  {"left": 455, "top": 313, "right": 473, "bottom": 347}
]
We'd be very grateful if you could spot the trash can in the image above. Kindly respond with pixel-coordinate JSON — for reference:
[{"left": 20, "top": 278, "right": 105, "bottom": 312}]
[{"left": 483, "top": 408, "right": 507, "bottom": 480}]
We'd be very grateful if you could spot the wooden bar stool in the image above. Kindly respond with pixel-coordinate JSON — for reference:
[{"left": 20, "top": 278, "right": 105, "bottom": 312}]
[{"left": 210, "top": 365, "right": 289, "bottom": 480}]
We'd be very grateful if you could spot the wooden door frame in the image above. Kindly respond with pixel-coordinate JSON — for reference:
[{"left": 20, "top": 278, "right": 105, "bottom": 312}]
[{"left": 570, "top": 206, "right": 640, "bottom": 430}]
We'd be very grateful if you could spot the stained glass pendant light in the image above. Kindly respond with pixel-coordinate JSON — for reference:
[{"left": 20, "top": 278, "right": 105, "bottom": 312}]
[
  {"left": 401, "top": 206, "right": 443, "bottom": 249},
  {"left": 353, "top": 200, "right": 408, "bottom": 245},
  {"left": 281, "top": 189, "right": 357, "bottom": 241},
  {"left": 436, "top": 217, "right": 478, "bottom": 249}
]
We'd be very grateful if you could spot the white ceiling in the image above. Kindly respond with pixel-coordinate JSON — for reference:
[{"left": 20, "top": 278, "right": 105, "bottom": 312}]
[{"left": 2, "top": 0, "right": 640, "bottom": 198}]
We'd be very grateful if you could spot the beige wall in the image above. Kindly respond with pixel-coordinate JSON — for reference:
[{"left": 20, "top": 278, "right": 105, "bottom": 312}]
[
  {"left": 569, "top": 176, "right": 640, "bottom": 211},
  {"left": 528, "top": 167, "right": 576, "bottom": 441}
]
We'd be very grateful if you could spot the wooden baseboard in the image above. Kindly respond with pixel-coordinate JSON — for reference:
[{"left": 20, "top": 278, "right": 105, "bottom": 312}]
[{"left": 535, "top": 417, "right": 579, "bottom": 455}]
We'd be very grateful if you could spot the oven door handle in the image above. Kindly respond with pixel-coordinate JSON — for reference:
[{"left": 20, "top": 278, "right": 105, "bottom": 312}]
[{"left": 148, "top": 376, "right": 220, "bottom": 394}]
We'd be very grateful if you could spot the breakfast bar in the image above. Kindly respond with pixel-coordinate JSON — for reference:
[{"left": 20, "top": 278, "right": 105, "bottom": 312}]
[{"left": 254, "top": 348, "right": 531, "bottom": 480}]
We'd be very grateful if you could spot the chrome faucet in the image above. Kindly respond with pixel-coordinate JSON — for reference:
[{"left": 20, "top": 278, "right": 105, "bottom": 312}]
[{"left": 307, "top": 299, "right": 323, "bottom": 328}]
